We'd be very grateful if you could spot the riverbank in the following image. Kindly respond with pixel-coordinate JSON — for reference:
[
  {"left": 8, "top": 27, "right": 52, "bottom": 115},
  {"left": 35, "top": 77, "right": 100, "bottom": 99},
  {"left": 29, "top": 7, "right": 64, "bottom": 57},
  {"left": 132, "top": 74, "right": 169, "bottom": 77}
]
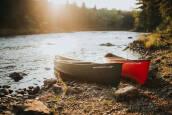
[
  {"left": 0, "top": 28, "right": 131, "bottom": 37},
  {"left": 0, "top": 28, "right": 65, "bottom": 37},
  {"left": 1, "top": 74, "right": 171, "bottom": 114}
]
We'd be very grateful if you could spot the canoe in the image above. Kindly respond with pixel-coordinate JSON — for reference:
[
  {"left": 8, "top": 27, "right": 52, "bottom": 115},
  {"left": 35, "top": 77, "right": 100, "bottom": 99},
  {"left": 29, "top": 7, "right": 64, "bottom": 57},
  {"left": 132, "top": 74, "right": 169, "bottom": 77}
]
[
  {"left": 54, "top": 56, "right": 123, "bottom": 86},
  {"left": 106, "top": 55, "right": 150, "bottom": 85}
]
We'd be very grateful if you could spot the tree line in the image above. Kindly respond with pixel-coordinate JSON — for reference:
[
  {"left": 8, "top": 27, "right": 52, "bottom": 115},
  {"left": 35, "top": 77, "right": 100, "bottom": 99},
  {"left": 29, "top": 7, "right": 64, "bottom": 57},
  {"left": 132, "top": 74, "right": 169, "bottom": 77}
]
[
  {"left": 0, "top": 0, "right": 171, "bottom": 36},
  {"left": 0, "top": 0, "right": 134, "bottom": 33},
  {"left": 134, "top": 0, "right": 172, "bottom": 37}
]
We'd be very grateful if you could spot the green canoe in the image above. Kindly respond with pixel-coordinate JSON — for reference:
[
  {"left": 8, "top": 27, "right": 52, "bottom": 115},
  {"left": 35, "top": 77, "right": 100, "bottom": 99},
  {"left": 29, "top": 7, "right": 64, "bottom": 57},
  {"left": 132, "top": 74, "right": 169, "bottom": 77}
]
[{"left": 54, "top": 56, "right": 122, "bottom": 86}]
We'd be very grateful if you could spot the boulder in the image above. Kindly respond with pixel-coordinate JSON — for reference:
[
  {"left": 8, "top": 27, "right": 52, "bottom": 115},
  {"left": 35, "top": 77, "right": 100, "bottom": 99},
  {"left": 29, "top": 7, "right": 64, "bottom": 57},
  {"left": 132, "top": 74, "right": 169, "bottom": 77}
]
[
  {"left": 12, "top": 100, "right": 50, "bottom": 115},
  {"left": 114, "top": 85, "right": 138, "bottom": 101},
  {"left": 9, "top": 72, "right": 27, "bottom": 82},
  {"left": 44, "top": 78, "right": 57, "bottom": 88}
]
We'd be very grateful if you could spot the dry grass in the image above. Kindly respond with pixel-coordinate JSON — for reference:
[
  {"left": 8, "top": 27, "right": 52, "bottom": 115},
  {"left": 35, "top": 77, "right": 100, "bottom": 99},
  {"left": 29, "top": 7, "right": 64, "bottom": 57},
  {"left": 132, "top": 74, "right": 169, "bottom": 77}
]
[{"left": 138, "top": 34, "right": 168, "bottom": 49}]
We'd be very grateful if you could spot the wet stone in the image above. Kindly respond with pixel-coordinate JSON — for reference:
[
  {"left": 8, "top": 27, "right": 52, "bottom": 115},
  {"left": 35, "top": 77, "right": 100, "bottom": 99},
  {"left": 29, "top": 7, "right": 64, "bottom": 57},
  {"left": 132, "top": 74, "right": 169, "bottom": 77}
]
[
  {"left": 2, "top": 85, "right": 10, "bottom": 89},
  {"left": 105, "top": 53, "right": 115, "bottom": 57},
  {"left": 32, "top": 86, "right": 40, "bottom": 94},
  {"left": 100, "top": 43, "right": 114, "bottom": 47},
  {"left": 0, "top": 88, "right": 9, "bottom": 95},
  {"left": 16, "top": 89, "right": 25, "bottom": 94},
  {"left": 9, "top": 89, "right": 13, "bottom": 94},
  {"left": 28, "top": 86, "right": 34, "bottom": 89},
  {"left": 9, "top": 72, "right": 27, "bottom": 82},
  {"left": 0, "top": 92, "right": 5, "bottom": 97}
]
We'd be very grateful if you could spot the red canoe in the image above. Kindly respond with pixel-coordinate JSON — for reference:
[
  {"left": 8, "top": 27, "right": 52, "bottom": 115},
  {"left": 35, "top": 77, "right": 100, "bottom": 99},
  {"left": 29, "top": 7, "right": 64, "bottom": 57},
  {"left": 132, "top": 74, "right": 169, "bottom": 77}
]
[{"left": 106, "top": 56, "right": 150, "bottom": 85}]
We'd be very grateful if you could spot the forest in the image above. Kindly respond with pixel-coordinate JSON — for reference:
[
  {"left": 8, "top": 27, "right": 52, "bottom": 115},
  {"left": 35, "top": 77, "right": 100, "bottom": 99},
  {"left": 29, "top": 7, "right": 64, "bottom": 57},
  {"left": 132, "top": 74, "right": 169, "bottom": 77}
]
[
  {"left": 0, "top": 0, "right": 134, "bottom": 35},
  {"left": 0, "top": 0, "right": 171, "bottom": 39},
  {"left": 135, "top": 0, "right": 172, "bottom": 34},
  {"left": 133, "top": 0, "right": 172, "bottom": 49}
]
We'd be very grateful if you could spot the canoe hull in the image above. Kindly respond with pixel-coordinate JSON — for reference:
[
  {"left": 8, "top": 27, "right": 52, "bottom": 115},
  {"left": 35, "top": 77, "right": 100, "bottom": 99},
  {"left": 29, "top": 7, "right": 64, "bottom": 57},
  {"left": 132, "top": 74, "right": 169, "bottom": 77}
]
[
  {"left": 107, "top": 58, "right": 150, "bottom": 85},
  {"left": 54, "top": 56, "right": 122, "bottom": 86}
]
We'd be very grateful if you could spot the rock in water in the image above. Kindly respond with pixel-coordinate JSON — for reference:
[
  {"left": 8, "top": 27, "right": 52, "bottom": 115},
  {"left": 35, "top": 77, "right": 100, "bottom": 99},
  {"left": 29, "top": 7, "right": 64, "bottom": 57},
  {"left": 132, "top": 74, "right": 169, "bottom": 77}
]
[
  {"left": 114, "top": 85, "right": 138, "bottom": 101},
  {"left": 9, "top": 72, "right": 27, "bottom": 82},
  {"left": 105, "top": 53, "right": 115, "bottom": 57},
  {"left": 100, "top": 43, "right": 114, "bottom": 47},
  {"left": 128, "top": 36, "right": 133, "bottom": 39},
  {"left": 13, "top": 100, "right": 50, "bottom": 115},
  {"left": 44, "top": 78, "right": 57, "bottom": 88}
]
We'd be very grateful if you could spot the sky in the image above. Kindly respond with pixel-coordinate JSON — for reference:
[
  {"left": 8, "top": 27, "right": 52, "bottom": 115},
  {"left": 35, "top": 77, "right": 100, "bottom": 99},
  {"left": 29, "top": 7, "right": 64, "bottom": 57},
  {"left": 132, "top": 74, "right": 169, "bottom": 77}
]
[{"left": 50, "top": 0, "right": 137, "bottom": 11}]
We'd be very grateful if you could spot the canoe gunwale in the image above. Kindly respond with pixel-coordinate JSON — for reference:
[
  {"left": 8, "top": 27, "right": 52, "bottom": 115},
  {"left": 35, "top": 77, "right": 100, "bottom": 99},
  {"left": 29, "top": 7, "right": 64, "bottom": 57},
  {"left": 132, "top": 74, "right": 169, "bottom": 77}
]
[{"left": 106, "top": 57, "right": 150, "bottom": 62}]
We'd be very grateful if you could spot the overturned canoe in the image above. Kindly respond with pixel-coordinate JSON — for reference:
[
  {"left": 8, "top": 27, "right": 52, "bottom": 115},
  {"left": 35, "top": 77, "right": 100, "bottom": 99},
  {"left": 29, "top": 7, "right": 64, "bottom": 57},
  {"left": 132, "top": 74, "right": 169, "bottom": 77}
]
[
  {"left": 54, "top": 56, "right": 123, "bottom": 86},
  {"left": 106, "top": 56, "right": 150, "bottom": 85}
]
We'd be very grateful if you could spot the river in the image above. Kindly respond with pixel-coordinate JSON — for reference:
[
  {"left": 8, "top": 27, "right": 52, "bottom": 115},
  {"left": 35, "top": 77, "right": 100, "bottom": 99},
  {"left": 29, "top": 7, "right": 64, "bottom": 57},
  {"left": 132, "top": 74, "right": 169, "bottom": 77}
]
[{"left": 0, "top": 31, "right": 144, "bottom": 90}]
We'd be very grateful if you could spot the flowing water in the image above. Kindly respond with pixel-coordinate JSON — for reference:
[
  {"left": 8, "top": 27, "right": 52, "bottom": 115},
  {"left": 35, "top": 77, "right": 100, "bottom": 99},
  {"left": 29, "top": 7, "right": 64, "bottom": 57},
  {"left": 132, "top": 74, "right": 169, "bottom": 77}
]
[{"left": 0, "top": 31, "right": 144, "bottom": 90}]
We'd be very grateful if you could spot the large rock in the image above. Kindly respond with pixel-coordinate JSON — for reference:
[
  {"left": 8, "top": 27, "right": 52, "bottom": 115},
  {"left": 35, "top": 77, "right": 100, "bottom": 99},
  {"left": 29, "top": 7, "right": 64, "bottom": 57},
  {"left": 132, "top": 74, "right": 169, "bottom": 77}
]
[
  {"left": 13, "top": 100, "right": 50, "bottom": 115},
  {"left": 114, "top": 85, "right": 138, "bottom": 101},
  {"left": 44, "top": 78, "right": 57, "bottom": 88},
  {"left": 9, "top": 72, "right": 27, "bottom": 82}
]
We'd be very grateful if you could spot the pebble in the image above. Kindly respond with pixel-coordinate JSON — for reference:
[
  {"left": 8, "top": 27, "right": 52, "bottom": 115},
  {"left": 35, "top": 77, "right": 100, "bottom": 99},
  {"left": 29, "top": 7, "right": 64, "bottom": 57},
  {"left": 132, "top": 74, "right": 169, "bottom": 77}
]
[
  {"left": 28, "top": 86, "right": 34, "bottom": 89},
  {"left": 16, "top": 94, "right": 23, "bottom": 97},
  {"left": 9, "top": 89, "right": 13, "bottom": 94},
  {"left": 16, "top": 89, "right": 25, "bottom": 94}
]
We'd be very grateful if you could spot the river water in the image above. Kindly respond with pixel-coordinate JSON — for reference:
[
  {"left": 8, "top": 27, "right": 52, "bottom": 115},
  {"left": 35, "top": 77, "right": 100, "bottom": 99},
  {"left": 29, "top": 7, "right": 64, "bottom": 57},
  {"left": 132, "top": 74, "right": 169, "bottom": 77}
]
[{"left": 0, "top": 31, "right": 143, "bottom": 90}]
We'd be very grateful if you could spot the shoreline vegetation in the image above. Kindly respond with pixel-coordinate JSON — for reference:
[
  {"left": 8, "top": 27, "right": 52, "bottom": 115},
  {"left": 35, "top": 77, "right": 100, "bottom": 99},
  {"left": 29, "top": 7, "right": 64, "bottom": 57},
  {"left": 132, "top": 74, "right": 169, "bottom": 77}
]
[{"left": 0, "top": 28, "right": 132, "bottom": 37}]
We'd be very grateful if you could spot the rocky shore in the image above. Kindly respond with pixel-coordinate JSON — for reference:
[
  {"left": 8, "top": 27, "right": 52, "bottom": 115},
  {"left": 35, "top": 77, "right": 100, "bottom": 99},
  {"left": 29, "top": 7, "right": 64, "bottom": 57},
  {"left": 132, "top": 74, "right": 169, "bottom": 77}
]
[{"left": 0, "top": 39, "right": 172, "bottom": 115}]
